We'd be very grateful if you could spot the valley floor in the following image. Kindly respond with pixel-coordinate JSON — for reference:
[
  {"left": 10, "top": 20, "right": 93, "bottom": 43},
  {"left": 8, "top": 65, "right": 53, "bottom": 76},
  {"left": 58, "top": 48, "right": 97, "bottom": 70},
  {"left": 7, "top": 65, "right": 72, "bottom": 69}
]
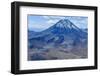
[{"left": 28, "top": 47, "right": 87, "bottom": 61}]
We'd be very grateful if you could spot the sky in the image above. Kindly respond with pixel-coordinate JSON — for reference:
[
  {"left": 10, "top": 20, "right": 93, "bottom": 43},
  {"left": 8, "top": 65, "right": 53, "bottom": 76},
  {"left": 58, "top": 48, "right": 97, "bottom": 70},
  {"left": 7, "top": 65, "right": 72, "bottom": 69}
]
[{"left": 28, "top": 15, "right": 88, "bottom": 32}]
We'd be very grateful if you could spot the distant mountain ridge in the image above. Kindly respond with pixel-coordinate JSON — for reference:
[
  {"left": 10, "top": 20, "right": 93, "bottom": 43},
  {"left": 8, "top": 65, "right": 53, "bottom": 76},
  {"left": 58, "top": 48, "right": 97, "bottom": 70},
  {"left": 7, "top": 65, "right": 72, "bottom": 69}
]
[{"left": 28, "top": 19, "right": 87, "bottom": 49}]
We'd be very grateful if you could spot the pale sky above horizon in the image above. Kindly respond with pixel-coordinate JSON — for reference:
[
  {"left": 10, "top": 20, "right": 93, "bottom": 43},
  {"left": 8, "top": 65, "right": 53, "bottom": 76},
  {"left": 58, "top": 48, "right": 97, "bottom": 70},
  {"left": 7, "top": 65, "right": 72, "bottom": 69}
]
[{"left": 28, "top": 15, "right": 88, "bottom": 32}]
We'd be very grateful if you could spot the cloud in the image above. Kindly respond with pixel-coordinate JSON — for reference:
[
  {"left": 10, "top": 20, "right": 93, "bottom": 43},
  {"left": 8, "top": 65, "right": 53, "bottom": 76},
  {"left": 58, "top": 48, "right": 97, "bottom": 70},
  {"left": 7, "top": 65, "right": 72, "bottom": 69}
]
[
  {"left": 69, "top": 17, "right": 88, "bottom": 28},
  {"left": 42, "top": 16, "right": 50, "bottom": 19},
  {"left": 43, "top": 16, "right": 66, "bottom": 20},
  {"left": 42, "top": 16, "right": 66, "bottom": 24},
  {"left": 47, "top": 19, "right": 59, "bottom": 24}
]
